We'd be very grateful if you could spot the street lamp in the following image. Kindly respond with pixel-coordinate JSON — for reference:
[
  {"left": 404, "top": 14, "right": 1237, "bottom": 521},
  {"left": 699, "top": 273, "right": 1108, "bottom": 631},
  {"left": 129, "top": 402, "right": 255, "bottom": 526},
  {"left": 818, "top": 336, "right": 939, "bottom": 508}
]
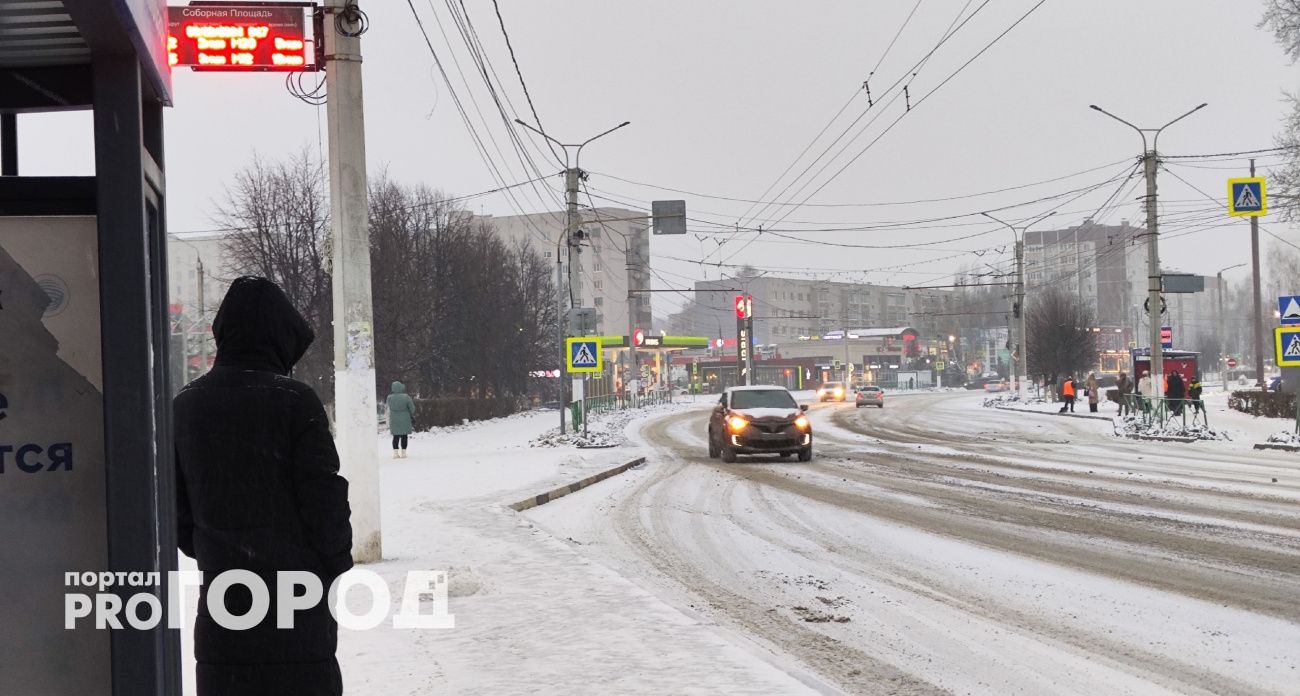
[
  {"left": 1089, "top": 102, "right": 1207, "bottom": 399},
  {"left": 1216, "top": 261, "right": 1248, "bottom": 392},
  {"left": 981, "top": 210, "right": 1056, "bottom": 400},
  {"left": 512, "top": 118, "right": 630, "bottom": 433}
]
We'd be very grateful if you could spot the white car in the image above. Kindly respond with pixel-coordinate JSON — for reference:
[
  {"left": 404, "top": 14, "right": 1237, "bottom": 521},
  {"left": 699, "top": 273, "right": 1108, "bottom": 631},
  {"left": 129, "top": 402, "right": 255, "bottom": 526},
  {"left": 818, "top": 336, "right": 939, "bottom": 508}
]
[{"left": 817, "top": 382, "right": 848, "bottom": 402}]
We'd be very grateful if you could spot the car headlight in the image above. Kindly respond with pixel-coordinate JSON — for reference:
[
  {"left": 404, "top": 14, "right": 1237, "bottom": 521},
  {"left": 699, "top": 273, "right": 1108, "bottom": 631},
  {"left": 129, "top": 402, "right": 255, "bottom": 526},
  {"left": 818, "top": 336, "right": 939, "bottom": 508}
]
[
  {"left": 727, "top": 415, "right": 749, "bottom": 432},
  {"left": 794, "top": 415, "right": 810, "bottom": 430}
]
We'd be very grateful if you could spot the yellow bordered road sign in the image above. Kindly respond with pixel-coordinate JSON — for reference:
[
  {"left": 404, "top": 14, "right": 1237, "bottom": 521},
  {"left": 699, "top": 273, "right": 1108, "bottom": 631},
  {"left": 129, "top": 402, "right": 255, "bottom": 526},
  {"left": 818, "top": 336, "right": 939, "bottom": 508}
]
[
  {"left": 1227, "top": 177, "right": 1266, "bottom": 217},
  {"left": 566, "top": 336, "right": 603, "bottom": 373},
  {"left": 1275, "top": 326, "right": 1300, "bottom": 367}
]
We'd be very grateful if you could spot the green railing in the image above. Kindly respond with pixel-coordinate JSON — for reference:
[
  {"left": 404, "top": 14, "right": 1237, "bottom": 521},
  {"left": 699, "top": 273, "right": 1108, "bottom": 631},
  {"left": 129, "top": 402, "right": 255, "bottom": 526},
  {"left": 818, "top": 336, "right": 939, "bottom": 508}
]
[
  {"left": 1121, "top": 394, "right": 1209, "bottom": 430},
  {"left": 569, "top": 390, "right": 675, "bottom": 430}
]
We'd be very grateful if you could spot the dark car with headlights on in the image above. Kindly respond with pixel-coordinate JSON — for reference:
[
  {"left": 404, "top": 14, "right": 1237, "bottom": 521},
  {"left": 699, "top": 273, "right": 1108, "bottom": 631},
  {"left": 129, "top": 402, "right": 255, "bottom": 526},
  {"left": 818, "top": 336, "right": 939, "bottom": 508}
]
[{"left": 708, "top": 386, "right": 812, "bottom": 462}]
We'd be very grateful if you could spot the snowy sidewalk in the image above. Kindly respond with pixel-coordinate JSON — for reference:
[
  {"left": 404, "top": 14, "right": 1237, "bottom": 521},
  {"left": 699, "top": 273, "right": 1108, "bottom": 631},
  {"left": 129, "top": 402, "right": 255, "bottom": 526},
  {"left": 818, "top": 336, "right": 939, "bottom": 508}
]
[{"left": 334, "top": 406, "right": 815, "bottom": 695}]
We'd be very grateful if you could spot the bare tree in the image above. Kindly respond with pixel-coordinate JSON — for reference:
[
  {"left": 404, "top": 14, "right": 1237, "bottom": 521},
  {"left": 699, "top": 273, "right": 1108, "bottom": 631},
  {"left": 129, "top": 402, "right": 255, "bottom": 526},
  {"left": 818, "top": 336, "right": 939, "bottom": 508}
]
[
  {"left": 1026, "top": 287, "right": 1099, "bottom": 388},
  {"left": 217, "top": 150, "right": 333, "bottom": 396},
  {"left": 1261, "top": 0, "right": 1300, "bottom": 60},
  {"left": 1262, "top": 2, "right": 1300, "bottom": 220}
]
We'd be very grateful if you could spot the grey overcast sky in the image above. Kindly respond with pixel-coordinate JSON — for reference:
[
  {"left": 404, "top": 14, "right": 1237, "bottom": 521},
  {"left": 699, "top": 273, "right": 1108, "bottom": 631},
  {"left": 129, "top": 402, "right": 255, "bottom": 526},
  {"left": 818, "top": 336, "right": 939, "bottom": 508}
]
[{"left": 16, "top": 1, "right": 1300, "bottom": 319}]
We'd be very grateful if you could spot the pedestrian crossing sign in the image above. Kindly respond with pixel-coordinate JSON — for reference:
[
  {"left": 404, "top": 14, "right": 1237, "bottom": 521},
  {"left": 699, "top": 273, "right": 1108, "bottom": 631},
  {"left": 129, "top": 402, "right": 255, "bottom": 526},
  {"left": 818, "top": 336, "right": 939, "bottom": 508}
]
[
  {"left": 1227, "top": 177, "right": 1266, "bottom": 217},
  {"left": 566, "top": 337, "right": 603, "bottom": 373},
  {"left": 1274, "top": 326, "right": 1300, "bottom": 367}
]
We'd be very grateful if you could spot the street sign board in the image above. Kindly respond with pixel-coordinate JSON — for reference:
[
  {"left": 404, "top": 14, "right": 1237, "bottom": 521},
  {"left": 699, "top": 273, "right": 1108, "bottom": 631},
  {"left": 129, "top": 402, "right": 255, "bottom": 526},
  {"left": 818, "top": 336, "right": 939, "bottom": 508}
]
[
  {"left": 651, "top": 200, "right": 687, "bottom": 235},
  {"left": 1161, "top": 274, "right": 1204, "bottom": 294},
  {"left": 1226, "top": 357, "right": 1239, "bottom": 369},
  {"left": 565, "top": 337, "right": 603, "bottom": 373},
  {"left": 1160, "top": 326, "right": 1173, "bottom": 350},
  {"left": 167, "top": 4, "right": 316, "bottom": 71},
  {"left": 934, "top": 360, "right": 946, "bottom": 371},
  {"left": 1280, "top": 296, "right": 1300, "bottom": 325},
  {"left": 1276, "top": 327, "right": 1300, "bottom": 367},
  {"left": 1227, "top": 177, "right": 1267, "bottom": 217}
]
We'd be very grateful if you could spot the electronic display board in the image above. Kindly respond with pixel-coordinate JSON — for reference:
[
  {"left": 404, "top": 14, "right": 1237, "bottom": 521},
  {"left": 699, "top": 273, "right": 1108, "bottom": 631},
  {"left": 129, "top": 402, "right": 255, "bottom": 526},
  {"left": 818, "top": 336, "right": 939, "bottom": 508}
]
[{"left": 167, "top": 4, "right": 317, "bottom": 71}]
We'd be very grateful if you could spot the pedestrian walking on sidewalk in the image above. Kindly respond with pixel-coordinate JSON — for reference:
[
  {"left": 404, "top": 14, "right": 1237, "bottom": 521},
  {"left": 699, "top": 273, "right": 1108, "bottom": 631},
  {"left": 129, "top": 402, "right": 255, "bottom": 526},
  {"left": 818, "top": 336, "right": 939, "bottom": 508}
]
[
  {"left": 1085, "top": 372, "right": 1100, "bottom": 413},
  {"left": 1059, "top": 376, "right": 1076, "bottom": 413},
  {"left": 174, "top": 277, "right": 353, "bottom": 696},
  {"left": 387, "top": 381, "right": 416, "bottom": 458},
  {"left": 1116, "top": 372, "right": 1132, "bottom": 416}
]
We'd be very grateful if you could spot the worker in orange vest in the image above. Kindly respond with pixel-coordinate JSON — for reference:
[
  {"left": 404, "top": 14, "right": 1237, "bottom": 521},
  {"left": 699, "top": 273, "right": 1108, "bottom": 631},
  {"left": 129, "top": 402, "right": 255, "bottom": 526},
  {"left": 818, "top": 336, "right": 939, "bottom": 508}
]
[{"left": 1059, "top": 376, "right": 1076, "bottom": 413}]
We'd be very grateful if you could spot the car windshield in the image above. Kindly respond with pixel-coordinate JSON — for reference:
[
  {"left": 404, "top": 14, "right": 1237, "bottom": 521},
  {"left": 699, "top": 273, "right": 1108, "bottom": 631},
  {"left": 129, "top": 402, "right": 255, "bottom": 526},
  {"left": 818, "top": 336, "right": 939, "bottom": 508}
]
[
  {"left": 731, "top": 389, "right": 798, "bottom": 409},
  {"left": 860, "top": 387, "right": 880, "bottom": 392},
  {"left": 823, "top": 383, "right": 844, "bottom": 389}
]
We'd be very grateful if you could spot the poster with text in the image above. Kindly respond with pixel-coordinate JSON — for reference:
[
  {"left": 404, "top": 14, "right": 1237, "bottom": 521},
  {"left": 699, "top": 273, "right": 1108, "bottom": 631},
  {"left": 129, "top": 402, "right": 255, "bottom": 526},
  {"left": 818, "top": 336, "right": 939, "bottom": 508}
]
[{"left": 0, "top": 216, "right": 110, "bottom": 693}]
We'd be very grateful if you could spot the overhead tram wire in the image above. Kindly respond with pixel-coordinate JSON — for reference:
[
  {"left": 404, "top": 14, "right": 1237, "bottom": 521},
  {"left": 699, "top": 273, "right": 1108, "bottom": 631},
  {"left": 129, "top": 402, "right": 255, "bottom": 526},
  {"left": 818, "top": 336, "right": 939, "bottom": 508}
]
[
  {"left": 1160, "top": 165, "right": 1300, "bottom": 255},
  {"left": 403, "top": 0, "right": 559, "bottom": 245},
  {"left": 438, "top": 0, "right": 568, "bottom": 218},
  {"left": 447, "top": 0, "right": 567, "bottom": 194},
  {"left": 733, "top": 0, "right": 986, "bottom": 234},
  {"left": 718, "top": 0, "right": 1050, "bottom": 266},
  {"left": 586, "top": 156, "right": 1132, "bottom": 210},
  {"left": 705, "top": 0, "right": 987, "bottom": 263},
  {"left": 489, "top": 0, "right": 563, "bottom": 168},
  {"left": 730, "top": 0, "right": 929, "bottom": 226},
  {"left": 582, "top": 161, "right": 1137, "bottom": 238}
]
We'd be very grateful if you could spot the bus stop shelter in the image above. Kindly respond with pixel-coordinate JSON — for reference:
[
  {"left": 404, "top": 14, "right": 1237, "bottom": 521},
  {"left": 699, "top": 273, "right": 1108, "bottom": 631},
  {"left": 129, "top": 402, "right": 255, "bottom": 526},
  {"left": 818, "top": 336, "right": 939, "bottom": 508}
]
[{"left": 1, "top": 1, "right": 177, "bottom": 694}]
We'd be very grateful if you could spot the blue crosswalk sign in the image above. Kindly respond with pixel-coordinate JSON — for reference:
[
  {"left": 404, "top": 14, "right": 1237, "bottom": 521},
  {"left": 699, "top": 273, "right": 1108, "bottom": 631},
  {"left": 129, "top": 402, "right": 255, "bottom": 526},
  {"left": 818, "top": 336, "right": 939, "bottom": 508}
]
[
  {"left": 566, "top": 337, "right": 603, "bottom": 373},
  {"left": 1275, "top": 327, "right": 1300, "bottom": 367},
  {"left": 1228, "top": 177, "right": 1266, "bottom": 217}
]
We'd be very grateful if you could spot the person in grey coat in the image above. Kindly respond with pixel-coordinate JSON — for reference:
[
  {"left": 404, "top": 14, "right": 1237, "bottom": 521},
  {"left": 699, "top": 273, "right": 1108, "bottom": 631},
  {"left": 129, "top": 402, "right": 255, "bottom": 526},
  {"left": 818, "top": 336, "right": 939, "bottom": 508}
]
[{"left": 387, "top": 381, "right": 416, "bottom": 458}]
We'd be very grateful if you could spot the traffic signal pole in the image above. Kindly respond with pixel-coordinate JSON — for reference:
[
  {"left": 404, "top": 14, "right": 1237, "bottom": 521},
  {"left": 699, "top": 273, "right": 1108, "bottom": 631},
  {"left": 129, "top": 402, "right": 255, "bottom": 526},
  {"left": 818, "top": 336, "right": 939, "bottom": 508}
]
[{"left": 326, "top": 0, "right": 381, "bottom": 562}]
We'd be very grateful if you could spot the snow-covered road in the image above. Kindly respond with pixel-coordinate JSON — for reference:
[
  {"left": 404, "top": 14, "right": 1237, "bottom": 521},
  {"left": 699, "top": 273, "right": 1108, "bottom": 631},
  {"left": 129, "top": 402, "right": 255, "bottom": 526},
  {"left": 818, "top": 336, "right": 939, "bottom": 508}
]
[{"left": 526, "top": 392, "right": 1300, "bottom": 695}]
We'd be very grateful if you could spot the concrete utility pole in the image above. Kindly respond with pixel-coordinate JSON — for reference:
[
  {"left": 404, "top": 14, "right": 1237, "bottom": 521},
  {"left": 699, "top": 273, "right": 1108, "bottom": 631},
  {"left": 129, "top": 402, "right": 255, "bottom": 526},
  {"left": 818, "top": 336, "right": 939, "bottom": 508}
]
[
  {"left": 516, "top": 118, "right": 630, "bottom": 421},
  {"left": 1249, "top": 158, "right": 1266, "bottom": 390},
  {"left": 627, "top": 242, "right": 640, "bottom": 407},
  {"left": 1090, "top": 103, "right": 1206, "bottom": 399},
  {"left": 982, "top": 211, "right": 1054, "bottom": 401},
  {"left": 197, "top": 257, "right": 207, "bottom": 377},
  {"left": 326, "top": 0, "right": 382, "bottom": 563},
  {"left": 1218, "top": 263, "right": 1246, "bottom": 391}
]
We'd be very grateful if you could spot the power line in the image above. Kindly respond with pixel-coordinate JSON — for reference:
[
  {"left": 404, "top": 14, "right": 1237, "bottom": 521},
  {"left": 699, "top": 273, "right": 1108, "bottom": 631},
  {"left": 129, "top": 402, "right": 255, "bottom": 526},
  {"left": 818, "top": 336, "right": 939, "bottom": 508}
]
[
  {"left": 587, "top": 156, "right": 1131, "bottom": 210},
  {"left": 489, "top": 0, "right": 563, "bottom": 168}
]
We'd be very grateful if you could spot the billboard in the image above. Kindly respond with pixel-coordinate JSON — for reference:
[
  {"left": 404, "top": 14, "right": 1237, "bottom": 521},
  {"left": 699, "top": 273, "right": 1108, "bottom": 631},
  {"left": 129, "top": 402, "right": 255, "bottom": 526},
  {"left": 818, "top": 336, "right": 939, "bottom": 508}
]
[{"left": 0, "top": 217, "right": 109, "bottom": 694}]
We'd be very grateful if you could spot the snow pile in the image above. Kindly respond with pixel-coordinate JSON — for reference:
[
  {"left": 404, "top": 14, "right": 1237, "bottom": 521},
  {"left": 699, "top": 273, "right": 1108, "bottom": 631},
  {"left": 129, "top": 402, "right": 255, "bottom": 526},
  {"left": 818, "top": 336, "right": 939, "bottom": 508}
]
[
  {"left": 532, "top": 401, "right": 693, "bottom": 448},
  {"left": 982, "top": 393, "right": 1047, "bottom": 408},
  {"left": 1265, "top": 430, "right": 1300, "bottom": 445},
  {"left": 1113, "top": 415, "right": 1231, "bottom": 441}
]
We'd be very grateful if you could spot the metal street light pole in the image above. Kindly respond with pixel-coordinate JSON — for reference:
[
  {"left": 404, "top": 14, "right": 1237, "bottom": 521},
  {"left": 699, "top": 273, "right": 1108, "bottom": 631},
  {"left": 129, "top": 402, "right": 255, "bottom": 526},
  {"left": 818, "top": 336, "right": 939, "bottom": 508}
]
[
  {"left": 982, "top": 211, "right": 1055, "bottom": 400},
  {"left": 1089, "top": 102, "right": 1207, "bottom": 400},
  {"left": 514, "top": 119, "right": 630, "bottom": 433},
  {"left": 1217, "top": 263, "right": 1247, "bottom": 392}
]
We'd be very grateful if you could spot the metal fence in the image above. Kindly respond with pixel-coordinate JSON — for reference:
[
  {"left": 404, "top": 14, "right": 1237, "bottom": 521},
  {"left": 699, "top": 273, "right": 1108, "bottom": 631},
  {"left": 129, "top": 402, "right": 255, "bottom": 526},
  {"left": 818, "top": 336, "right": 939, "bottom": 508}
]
[{"left": 1121, "top": 394, "right": 1210, "bottom": 430}]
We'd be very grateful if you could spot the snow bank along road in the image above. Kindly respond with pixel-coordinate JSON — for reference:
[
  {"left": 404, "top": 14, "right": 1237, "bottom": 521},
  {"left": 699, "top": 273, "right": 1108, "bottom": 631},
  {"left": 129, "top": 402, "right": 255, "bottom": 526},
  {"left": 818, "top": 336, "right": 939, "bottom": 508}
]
[{"left": 526, "top": 391, "right": 1300, "bottom": 695}]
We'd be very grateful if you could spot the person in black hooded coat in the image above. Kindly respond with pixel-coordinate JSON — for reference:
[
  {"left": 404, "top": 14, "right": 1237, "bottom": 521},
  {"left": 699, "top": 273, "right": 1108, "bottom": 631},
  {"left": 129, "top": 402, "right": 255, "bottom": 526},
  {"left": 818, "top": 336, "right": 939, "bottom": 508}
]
[{"left": 174, "top": 277, "right": 353, "bottom": 696}]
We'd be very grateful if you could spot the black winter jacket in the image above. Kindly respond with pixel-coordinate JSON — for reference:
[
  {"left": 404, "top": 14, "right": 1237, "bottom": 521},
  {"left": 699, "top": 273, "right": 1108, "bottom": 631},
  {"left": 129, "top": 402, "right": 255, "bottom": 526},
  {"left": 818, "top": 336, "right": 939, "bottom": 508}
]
[{"left": 175, "top": 277, "right": 352, "bottom": 696}]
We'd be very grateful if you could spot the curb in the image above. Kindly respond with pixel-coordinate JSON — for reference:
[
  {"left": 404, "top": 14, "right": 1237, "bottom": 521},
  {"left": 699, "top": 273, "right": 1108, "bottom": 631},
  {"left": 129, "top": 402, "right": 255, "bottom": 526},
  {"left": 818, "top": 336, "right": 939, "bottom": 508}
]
[
  {"left": 993, "top": 405, "right": 1115, "bottom": 422},
  {"left": 509, "top": 457, "right": 647, "bottom": 512},
  {"left": 1124, "top": 434, "right": 1198, "bottom": 443},
  {"left": 1254, "top": 443, "right": 1300, "bottom": 452}
]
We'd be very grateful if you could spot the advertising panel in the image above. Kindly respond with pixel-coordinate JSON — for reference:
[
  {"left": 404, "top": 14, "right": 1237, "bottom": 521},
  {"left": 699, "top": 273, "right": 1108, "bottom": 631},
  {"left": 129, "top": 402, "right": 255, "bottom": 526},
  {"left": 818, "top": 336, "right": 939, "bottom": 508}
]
[{"left": 0, "top": 217, "right": 109, "bottom": 693}]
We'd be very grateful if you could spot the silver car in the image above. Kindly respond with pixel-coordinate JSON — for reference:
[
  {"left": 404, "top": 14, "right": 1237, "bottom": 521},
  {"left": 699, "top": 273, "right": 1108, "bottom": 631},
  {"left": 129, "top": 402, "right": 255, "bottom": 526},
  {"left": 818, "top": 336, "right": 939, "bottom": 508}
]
[{"left": 855, "top": 385, "right": 885, "bottom": 408}]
